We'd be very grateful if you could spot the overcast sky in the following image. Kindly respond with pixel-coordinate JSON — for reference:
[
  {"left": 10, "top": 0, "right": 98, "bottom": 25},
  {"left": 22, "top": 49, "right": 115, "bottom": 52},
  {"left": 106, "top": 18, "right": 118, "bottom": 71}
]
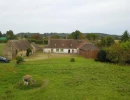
[{"left": 0, "top": 0, "right": 129, "bottom": 35}]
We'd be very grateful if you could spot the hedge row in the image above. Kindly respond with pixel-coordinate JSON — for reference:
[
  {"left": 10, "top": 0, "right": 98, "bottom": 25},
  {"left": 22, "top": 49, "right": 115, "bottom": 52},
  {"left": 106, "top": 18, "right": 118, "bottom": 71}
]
[
  {"left": 27, "top": 39, "right": 48, "bottom": 45},
  {"left": 0, "top": 40, "right": 8, "bottom": 43}
]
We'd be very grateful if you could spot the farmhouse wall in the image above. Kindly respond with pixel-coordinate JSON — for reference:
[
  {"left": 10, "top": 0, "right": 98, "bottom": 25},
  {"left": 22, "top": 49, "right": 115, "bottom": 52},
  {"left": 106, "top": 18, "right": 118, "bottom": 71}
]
[
  {"left": 17, "top": 50, "right": 27, "bottom": 57},
  {"left": 43, "top": 48, "right": 78, "bottom": 53}
]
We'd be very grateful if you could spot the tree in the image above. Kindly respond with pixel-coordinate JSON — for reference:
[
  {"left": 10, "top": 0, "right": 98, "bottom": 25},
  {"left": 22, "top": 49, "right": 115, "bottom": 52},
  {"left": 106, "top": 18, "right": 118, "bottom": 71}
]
[
  {"left": 51, "top": 34, "right": 60, "bottom": 39},
  {"left": 97, "top": 50, "right": 108, "bottom": 62},
  {"left": 86, "top": 33, "right": 98, "bottom": 40},
  {"left": 6, "top": 30, "right": 15, "bottom": 40},
  {"left": 106, "top": 43, "right": 130, "bottom": 64},
  {"left": 79, "top": 34, "right": 86, "bottom": 39},
  {"left": 24, "top": 35, "right": 28, "bottom": 38},
  {"left": 26, "top": 48, "right": 32, "bottom": 56},
  {"left": 99, "top": 36, "right": 114, "bottom": 47},
  {"left": 68, "top": 30, "right": 84, "bottom": 39},
  {"left": 120, "top": 41, "right": 130, "bottom": 50},
  {"left": 100, "top": 37, "right": 106, "bottom": 47},
  {"left": 106, "top": 43, "right": 121, "bottom": 63},
  {"left": 31, "top": 33, "right": 41, "bottom": 40},
  {"left": 106, "top": 36, "right": 114, "bottom": 47},
  {"left": 0, "top": 31, "right": 2, "bottom": 37},
  {"left": 121, "top": 30, "right": 129, "bottom": 42}
]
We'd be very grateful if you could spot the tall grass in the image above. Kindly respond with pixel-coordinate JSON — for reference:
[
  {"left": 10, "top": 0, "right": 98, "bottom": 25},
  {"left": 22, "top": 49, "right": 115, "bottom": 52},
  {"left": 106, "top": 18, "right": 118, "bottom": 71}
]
[{"left": 0, "top": 56, "right": 130, "bottom": 100}]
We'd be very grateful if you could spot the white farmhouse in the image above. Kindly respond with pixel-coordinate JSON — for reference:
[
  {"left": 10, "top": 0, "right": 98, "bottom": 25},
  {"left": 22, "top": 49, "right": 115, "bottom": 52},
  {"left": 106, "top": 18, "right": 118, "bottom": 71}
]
[{"left": 43, "top": 39, "right": 88, "bottom": 54}]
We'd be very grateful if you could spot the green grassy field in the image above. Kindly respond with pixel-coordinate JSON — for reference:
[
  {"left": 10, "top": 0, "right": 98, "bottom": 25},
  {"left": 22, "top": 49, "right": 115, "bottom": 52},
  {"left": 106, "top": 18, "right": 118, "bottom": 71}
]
[
  {"left": 0, "top": 43, "right": 5, "bottom": 55},
  {"left": 0, "top": 54, "right": 130, "bottom": 100}
]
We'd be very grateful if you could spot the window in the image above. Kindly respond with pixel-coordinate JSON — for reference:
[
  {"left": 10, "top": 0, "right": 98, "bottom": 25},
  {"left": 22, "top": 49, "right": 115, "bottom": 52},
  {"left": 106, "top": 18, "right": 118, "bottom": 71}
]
[
  {"left": 56, "top": 48, "right": 59, "bottom": 52},
  {"left": 60, "top": 49, "right": 64, "bottom": 52}
]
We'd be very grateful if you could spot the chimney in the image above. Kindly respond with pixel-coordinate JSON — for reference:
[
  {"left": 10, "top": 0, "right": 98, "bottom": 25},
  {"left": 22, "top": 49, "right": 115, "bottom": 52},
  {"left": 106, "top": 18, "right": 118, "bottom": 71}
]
[{"left": 48, "top": 36, "right": 51, "bottom": 45}]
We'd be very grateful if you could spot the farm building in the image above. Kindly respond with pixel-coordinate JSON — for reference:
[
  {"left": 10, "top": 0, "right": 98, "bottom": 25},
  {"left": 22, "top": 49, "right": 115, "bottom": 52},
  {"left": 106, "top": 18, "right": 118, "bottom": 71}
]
[
  {"left": 2, "top": 40, "right": 33, "bottom": 59},
  {"left": 31, "top": 42, "right": 41, "bottom": 52},
  {"left": 43, "top": 39, "right": 89, "bottom": 54},
  {"left": 79, "top": 43, "right": 100, "bottom": 58},
  {"left": 43, "top": 39, "right": 99, "bottom": 58}
]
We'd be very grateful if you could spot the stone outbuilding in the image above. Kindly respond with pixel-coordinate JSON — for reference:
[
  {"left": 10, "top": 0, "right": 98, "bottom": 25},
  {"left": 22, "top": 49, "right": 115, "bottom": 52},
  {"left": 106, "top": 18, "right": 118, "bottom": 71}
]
[{"left": 2, "top": 40, "right": 33, "bottom": 59}]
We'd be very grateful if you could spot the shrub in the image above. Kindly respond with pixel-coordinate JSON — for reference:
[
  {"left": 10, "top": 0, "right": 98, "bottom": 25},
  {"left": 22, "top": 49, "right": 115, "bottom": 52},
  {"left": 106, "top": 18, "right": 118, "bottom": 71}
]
[
  {"left": 97, "top": 50, "right": 109, "bottom": 62},
  {"left": 70, "top": 58, "right": 75, "bottom": 62},
  {"left": 26, "top": 48, "right": 32, "bottom": 56},
  {"left": 16, "top": 56, "right": 24, "bottom": 64}
]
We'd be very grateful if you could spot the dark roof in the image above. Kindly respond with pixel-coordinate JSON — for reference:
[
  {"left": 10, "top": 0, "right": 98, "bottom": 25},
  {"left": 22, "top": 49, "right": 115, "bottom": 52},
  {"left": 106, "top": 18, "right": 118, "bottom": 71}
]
[
  {"left": 9, "top": 40, "right": 32, "bottom": 51},
  {"left": 47, "top": 39, "right": 88, "bottom": 48},
  {"left": 79, "top": 43, "right": 100, "bottom": 51}
]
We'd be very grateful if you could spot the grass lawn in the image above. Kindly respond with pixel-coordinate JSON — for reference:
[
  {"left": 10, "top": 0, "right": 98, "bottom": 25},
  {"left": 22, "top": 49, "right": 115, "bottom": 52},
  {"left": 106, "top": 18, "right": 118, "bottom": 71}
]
[
  {"left": 0, "top": 52, "right": 130, "bottom": 100},
  {"left": 0, "top": 43, "right": 6, "bottom": 55}
]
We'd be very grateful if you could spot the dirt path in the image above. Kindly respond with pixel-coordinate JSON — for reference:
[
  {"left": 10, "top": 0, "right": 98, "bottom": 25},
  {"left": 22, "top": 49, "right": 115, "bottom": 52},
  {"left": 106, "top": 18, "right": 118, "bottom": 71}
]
[{"left": 24, "top": 52, "right": 76, "bottom": 61}]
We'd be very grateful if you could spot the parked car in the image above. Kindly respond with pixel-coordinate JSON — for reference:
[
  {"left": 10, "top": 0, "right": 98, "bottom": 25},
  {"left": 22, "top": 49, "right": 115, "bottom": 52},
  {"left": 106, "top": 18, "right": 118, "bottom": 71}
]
[{"left": 0, "top": 56, "right": 10, "bottom": 63}]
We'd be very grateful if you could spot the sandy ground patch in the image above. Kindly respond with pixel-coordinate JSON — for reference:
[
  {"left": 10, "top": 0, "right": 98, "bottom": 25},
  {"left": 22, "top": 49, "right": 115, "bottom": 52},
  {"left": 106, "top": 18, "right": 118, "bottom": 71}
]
[{"left": 24, "top": 52, "right": 77, "bottom": 61}]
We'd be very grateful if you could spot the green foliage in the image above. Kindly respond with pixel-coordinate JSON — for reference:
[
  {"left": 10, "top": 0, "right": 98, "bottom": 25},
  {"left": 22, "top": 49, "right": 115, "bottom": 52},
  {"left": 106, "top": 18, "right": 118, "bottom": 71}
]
[
  {"left": 106, "top": 43, "right": 130, "bottom": 64},
  {"left": 51, "top": 35, "right": 60, "bottom": 39},
  {"left": 26, "top": 48, "right": 32, "bottom": 56},
  {"left": 86, "top": 33, "right": 99, "bottom": 40},
  {"left": 31, "top": 33, "right": 41, "bottom": 40},
  {"left": 24, "top": 35, "right": 28, "bottom": 38},
  {"left": 16, "top": 56, "right": 24, "bottom": 64},
  {"left": 99, "top": 36, "right": 114, "bottom": 47},
  {"left": 68, "top": 30, "right": 85, "bottom": 39},
  {"left": 0, "top": 31, "right": 2, "bottom": 37},
  {"left": 106, "top": 44, "right": 121, "bottom": 63},
  {"left": 6, "top": 30, "right": 15, "bottom": 40},
  {"left": 97, "top": 50, "right": 108, "bottom": 62},
  {"left": 120, "top": 41, "right": 130, "bottom": 50},
  {"left": 28, "top": 39, "right": 47, "bottom": 44},
  {"left": 100, "top": 37, "right": 106, "bottom": 47},
  {"left": 70, "top": 58, "right": 75, "bottom": 62},
  {"left": 121, "top": 30, "right": 129, "bottom": 42},
  {"left": 106, "top": 36, "right": 114, "bottom": 47}
]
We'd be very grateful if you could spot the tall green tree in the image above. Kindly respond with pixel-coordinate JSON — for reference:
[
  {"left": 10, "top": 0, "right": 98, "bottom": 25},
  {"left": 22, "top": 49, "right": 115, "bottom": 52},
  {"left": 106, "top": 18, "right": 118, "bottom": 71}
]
[
  {"left": 51, "top": 34, "right": 60, "bottom": 39},
  {"left": 68, "top": 30, "right": 85, "bottom": 39},
  {"left": 100, "top": 36, "right": 114, "bottom": 47},
  {"left": 121, "top": 30, "right": 129, "bottom": 42},
  {"left": 0, "top": 31, "right": 2, "bottom": 37},
  {"left": 6, "top": 30, "right": 15, "bottom": 40},
  {"left": 120, "top": 41, "right": 130, "bottom": 50},
  {"left": 86, "top": 33, "right": 98, "bottom": 40},
  {"left": 32, "top": 33, "right": 41, "bottom": 40},
  {"left": 106, "top": 36, "right": 114, "bottom": 47},
  {"left": 100, "top": 37, "right": 106, "bottom": 47}
]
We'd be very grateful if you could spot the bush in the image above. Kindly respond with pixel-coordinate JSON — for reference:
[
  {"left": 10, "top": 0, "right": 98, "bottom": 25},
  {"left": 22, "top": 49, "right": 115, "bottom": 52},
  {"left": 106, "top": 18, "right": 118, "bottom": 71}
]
[
  {"left": 26, "top": 48, "right": 32, "bottom": 56},
  {"left": 16, "top": 56, "right": 24, "bottom": 64},
  {"left": 97, "top": 50, "right": 109, "bottom": 62},
  {"left": 70, "top": 58, "right": 75, "bottom": 62}
]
